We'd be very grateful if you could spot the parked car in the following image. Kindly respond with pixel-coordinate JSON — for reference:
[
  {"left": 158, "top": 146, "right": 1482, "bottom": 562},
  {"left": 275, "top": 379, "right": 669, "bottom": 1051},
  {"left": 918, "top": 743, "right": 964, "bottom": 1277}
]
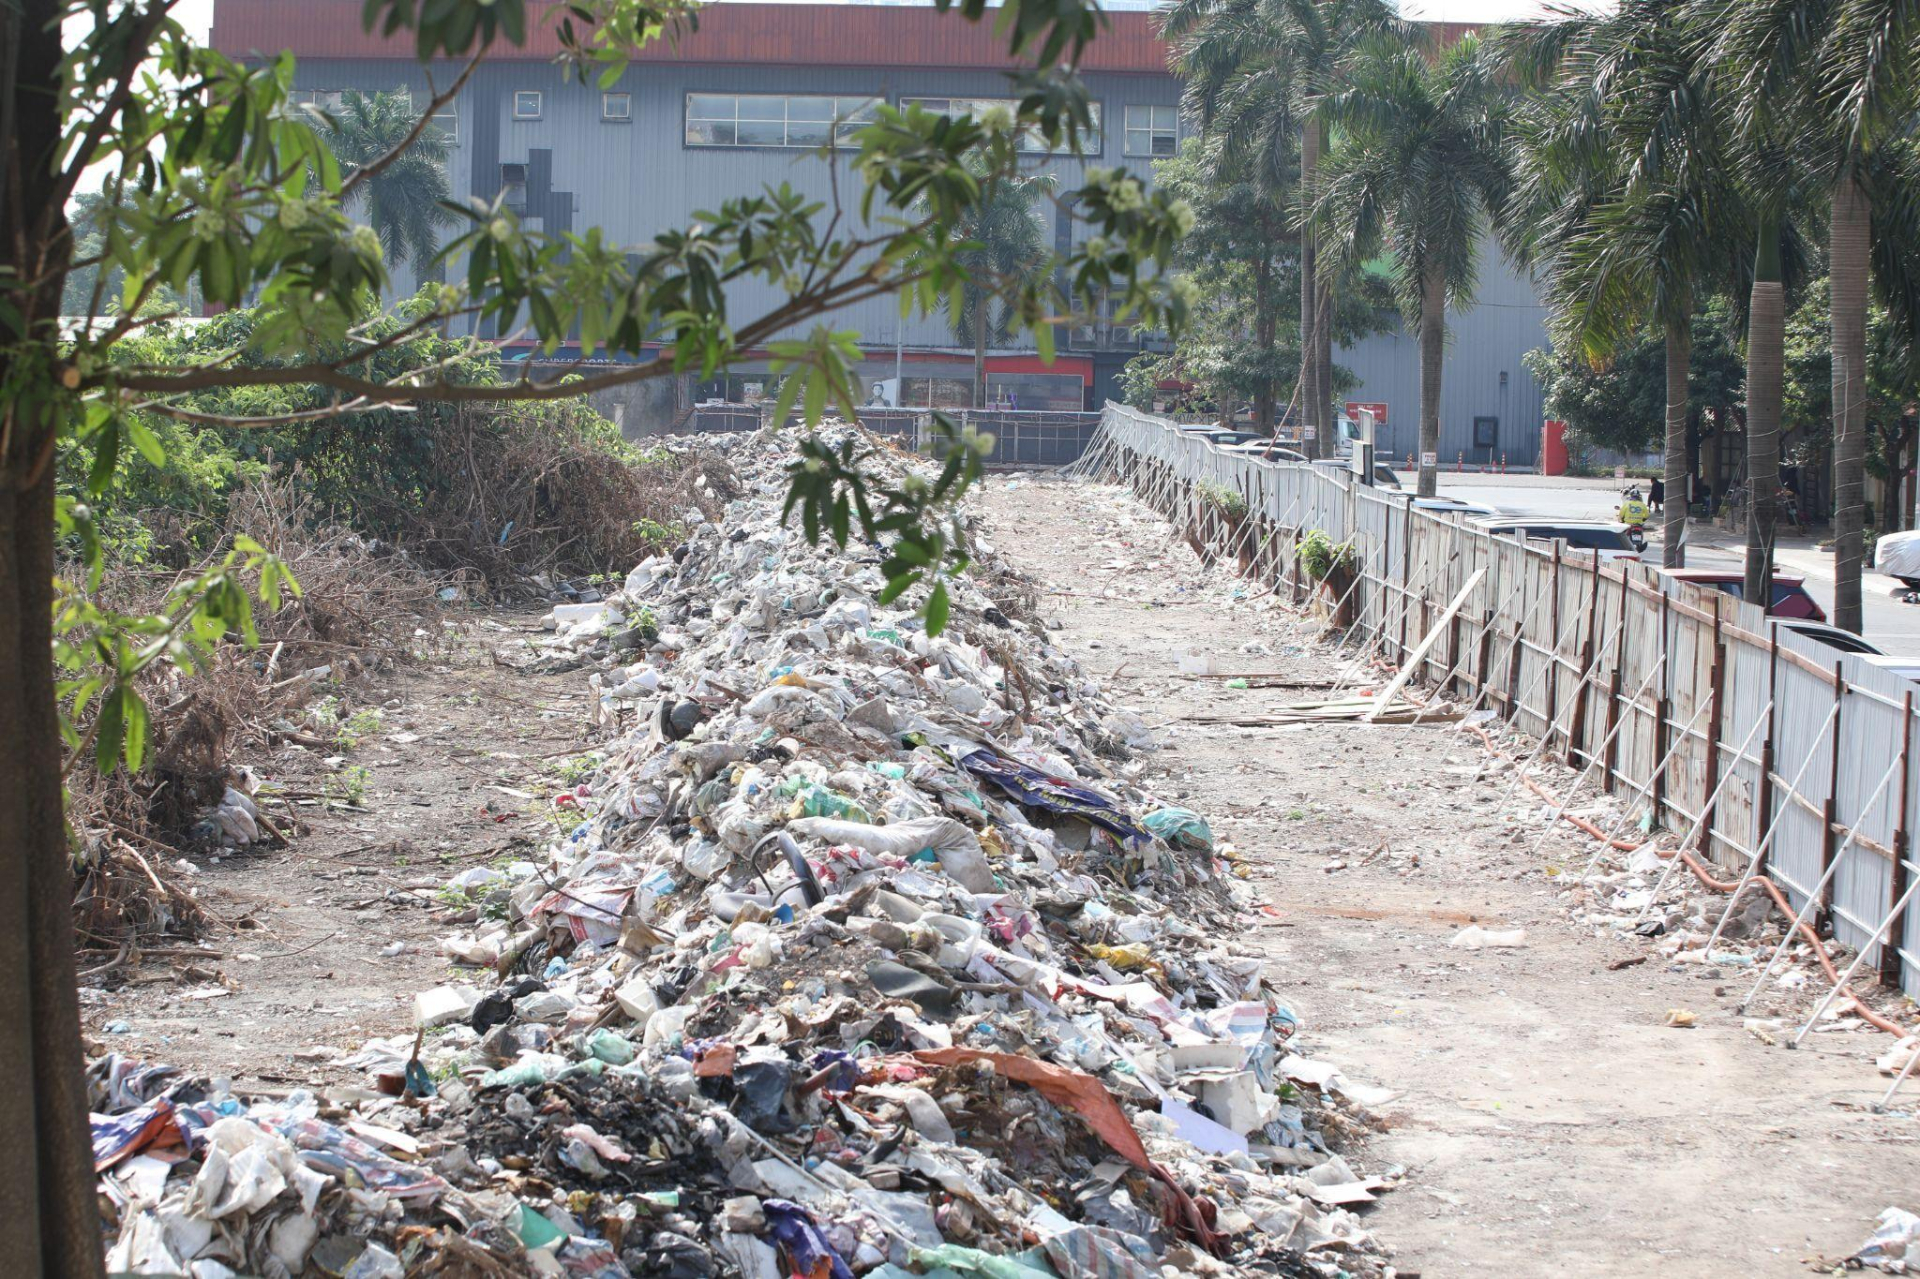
[
  {"left": 1858, "top": 653, "right": 1920, "bottom": 682},
  {"left": 1474, "top": 518, "right": 1642, "bottom": 562},
  {"left": 1873, "top": 528, "right": 1920, "bottom": 590},
  {"left": 1777, "top": 619, "right": 1879, "bottom": 654},
  {"left": 1773, "top": 621, "right": 1920, "bottom": 680},
  {"left": 1309, "top": 457, "right": 1403, "bottom": 489},
  {"left": 1660, "top": 567, "right": 1827, "bottom": 622},
  {"left": 1413, "top": 496, "right": 1502, "bottom": 519},
  {"left": 1222, "top": 441, "right": 1310, "bottom": 463}
]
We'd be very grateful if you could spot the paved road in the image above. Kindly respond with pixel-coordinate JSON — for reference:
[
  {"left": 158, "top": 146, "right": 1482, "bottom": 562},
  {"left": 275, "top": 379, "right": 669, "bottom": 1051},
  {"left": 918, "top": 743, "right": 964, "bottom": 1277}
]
[{"left": 1427, "top": 473, "right": 1920, "bottom": 656}]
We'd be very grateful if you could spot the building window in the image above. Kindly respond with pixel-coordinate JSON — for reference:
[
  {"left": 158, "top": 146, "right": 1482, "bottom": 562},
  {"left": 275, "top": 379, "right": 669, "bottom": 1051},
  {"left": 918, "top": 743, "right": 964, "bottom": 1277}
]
[
  {"left": 290, "top": 89, "right": 347, "bottom": 114},
  {"left": 428, "top": 98, "right": 458, "bottom": 140},
  {"left": 1124, "top": 104, "right": 1179, "bottom": 157},
  {"left": 513, "top": 91, "right": 542, "bottom": 120},
  {"left": 684, "top": 93, "right": 878, "bottom": 148},
  {"left": 903, "top": 97, "right": 1103, "bottom": 154},
  {"left": 602, "top": 92, "right": 632, "bottom": 122}
]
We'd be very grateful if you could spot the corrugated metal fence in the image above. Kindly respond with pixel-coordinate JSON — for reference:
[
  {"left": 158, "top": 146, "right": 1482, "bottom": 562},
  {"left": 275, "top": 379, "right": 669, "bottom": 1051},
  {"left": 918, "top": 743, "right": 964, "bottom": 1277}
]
[{"left": 1081, "top": 403, "right": 1920, "bottom": 1001}]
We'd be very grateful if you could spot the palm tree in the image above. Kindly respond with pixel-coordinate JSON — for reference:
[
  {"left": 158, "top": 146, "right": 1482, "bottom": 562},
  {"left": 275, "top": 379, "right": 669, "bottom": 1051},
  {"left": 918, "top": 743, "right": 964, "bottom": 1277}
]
[
  {"left": 1162, "top": 0, "right": 1397, "bottom": 452},
  {"left": 1711, "top": 0, "right": 1920, "bottom": 631},
  {"left": 324, "top": 89, "right": 458, "bottom": 276},
  {"left": 941, "top": 171, "right": 1052, "bottom": 408},
  {"left": 1312, "top": 32, "right": 1512, "bottom": 498},
  {"left": 1500, "top": 0, "right": 1748, "bottom": 570}
]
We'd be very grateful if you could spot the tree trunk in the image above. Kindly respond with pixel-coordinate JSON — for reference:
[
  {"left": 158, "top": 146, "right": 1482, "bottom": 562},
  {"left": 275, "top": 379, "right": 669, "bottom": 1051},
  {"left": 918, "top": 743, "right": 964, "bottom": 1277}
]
[
  {"left": 1, "top": 0, "right": 111, "bottom": 1269},
  {"left": 1252, "top": 259, "right": 1275, "bottom": 438},
  {"left": 1900, "top": 420, "right": 1917, "bottom": 533},
  {"left": 1662, "top": 313, "right": 1691, "bottom": 568},
  {"left": 1831, "top": 173, "right": 1871, "bottom": 633},
  {"left": 1417, "top": 264, "right": 1444, "bottom": 499},
  {"left": 1744, "top": 219, "right": 1783, "bottom": 607},
  {"left": 1316, "top": 274, "right": 1334, "bottom": 457},
  {"left": 973, "top": 295, "right": 988, "bottom": 409},
  {"left": 1299, "top": 120, "right": 1324, "bottom": 459}
]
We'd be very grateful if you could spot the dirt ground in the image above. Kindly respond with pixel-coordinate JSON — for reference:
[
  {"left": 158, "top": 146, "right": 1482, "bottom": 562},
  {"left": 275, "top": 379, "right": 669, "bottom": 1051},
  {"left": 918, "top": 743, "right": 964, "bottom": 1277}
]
[
  {"left": 975, "top": 473, "right": 1918, "bottom": 1279},
  {"left": 76, "top": 471, "right": 1918, "bottom": 1275},
  {"left": 81, "top": 609, "right": 606, "bottom": 1091}
]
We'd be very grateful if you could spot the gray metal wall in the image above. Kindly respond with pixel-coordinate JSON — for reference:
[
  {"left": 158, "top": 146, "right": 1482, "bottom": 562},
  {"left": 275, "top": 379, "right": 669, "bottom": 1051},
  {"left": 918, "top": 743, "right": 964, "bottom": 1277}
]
[
  {"left": 1334, "top": 245, "right": 1550, "bottom": 468},
  {"left": 293, "top": 57, "right": 1552, "bottom": 452}
]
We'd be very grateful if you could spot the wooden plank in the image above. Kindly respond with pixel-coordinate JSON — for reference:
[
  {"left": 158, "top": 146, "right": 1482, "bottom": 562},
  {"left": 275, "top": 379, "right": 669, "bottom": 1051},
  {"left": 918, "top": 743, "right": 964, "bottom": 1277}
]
[
  {"left": 1565, "top": 564, "right": 1601, "bottom": 766},
  {"left": 1369, "top": 568, "right": 1488, "bottom": 720},
  {"left": 1652, "top": 592, "right": 1672, "bottom": 824},
  {"left": 1820, "top": 662, "right": 1845, "bottom": 923},
  {"left": 1599, "top": 570, "right": 1629, "bottom": 785},
  {"left": 1884, "top": 690, "right": 1914, "bottom": 987},
  {"left": 1545, "top": 544, "right": 1563, "bottom": 745},
  {"left": 1697, "top": 624, "right": 1726, "bottom": 859}
]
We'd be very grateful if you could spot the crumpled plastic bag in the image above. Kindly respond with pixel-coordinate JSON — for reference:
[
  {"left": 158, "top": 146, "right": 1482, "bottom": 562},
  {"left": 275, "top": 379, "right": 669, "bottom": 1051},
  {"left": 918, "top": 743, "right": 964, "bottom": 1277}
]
[
  {"left": 1143, "top": 807, "right": 1212, "bottom": 852},
  {"left": 786, "top": 816, "right": 995, "bottom": 893},
  {"left": 185, "top": 1118, "right": 311, "bottom": 1220},
  {"left": 1854, "top": 1207, "right": 1920, "bottom": 1272}
]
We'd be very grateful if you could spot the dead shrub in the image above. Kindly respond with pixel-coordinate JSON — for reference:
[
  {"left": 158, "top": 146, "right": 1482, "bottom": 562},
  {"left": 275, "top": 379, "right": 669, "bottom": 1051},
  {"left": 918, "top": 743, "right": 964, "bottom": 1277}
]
[{"left": 328, "top": 404, "right": 736, "bottom": 590}]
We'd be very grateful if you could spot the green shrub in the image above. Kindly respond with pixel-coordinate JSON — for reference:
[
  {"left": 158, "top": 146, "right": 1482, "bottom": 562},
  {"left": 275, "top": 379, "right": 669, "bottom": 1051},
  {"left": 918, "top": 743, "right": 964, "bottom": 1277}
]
[
  {"left": 1300, "top": 529, "right": 1357, "bottom": 581},
  {"left": 1197, "top": 480, "right": 1248, "bottom": 519}
]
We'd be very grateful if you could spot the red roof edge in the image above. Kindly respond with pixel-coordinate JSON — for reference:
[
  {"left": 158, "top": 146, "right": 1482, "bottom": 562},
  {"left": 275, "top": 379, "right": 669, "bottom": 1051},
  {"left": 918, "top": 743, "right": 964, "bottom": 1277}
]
[{"left": 211, "top": 1, "right": 1176, "bottom": 72}]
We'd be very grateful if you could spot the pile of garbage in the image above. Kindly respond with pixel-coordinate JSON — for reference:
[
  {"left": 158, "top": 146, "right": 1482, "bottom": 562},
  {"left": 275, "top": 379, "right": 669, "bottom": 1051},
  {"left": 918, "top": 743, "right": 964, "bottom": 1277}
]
[{"left": 93, "top": 426, "right": 1401, "bottom": 1278}]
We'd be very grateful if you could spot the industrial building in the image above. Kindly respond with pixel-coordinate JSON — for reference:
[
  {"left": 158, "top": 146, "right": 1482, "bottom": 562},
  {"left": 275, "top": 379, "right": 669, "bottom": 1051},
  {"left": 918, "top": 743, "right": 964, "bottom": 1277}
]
[{"left": 209, "top": 0, "right": 1549, "bottom": 462}]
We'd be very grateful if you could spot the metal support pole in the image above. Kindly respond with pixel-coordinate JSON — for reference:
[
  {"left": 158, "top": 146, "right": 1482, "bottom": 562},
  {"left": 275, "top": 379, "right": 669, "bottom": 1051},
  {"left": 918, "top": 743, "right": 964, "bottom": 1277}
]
[
  {"left": 1632, "top": 705, "right": 1772, "bottom": 924},
  {"left": 1579, "top": 698, "right": 1715, "bottom": 879},
  {"left": 1526, "top": 652, "right": 1668, "bottom": 862},
  {"left": 1498, "top": 601, "right": 1620, "bottom": 807},
  {"left": 1701, "top": 700, "right": 1843, "bottom": 957},
  {"left": 1738, "top": 814, "right": 1886, "bottom": 1012},
  {"left": 1883, "top": 691, "right": 1915, "bottom": 989},
  {"left": 1790, "top": 873, "right": 1920, "bottom": 1047},
  {"left": 1564, "top": 565, "right": 1603, "bottom": 763},
  {"left": 1876, "top": 1037, "right": 1920, "bottom": 1111}
]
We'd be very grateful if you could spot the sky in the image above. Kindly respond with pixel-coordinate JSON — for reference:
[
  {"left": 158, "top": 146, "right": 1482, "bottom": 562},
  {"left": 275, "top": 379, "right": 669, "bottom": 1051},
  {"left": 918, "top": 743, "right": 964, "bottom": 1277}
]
[{"left": 175, "top": 0, "right": 1607, "bottom": 43}]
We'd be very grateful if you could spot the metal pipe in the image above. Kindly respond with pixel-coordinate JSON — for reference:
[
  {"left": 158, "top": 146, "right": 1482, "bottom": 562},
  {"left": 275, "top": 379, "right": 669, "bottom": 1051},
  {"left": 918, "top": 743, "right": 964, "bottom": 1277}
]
[
  {"left": 1497, "top": 597, "right": 1618, "bottom": 807},
  {"left": 1578, "top": 698, "right": 1714, "bottom": 878},
  {"left": 1525, "top": 653, "right": 1669, "bottom": 861},
  {"left": 1791, "top": 873, "right": 1920, "bottom": 1047},
  {"left": 1740, "top": 843, "right": 1860, "bottom": 1011},
  {"left": 1701, "top": 701, "right": 1844, "bottom": 956},
  {"left": 1632, "top": 705, "right": 1771, "bottom": 924},
  {"left": 1876, "top": 1036, "right": 1920, "bottom": 1111}
]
